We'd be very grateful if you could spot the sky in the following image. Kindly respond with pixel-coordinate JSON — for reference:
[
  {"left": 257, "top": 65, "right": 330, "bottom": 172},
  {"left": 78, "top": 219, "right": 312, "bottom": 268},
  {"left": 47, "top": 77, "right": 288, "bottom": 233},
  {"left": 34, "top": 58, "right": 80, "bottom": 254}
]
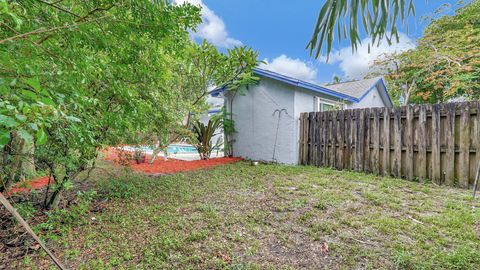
[{"left": 174, "top": 0, "right": 466, "bottom": 84}]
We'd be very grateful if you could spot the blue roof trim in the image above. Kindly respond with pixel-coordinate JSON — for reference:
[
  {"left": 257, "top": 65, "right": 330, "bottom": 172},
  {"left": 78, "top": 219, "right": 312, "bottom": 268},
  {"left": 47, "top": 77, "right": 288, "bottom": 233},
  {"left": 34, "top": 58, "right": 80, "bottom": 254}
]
[
  {"left": 208, "top": 109, "right": 221, "bottom": 114},
  {"left": 209, "top": 86, "right": 225, "bottom": 97},
  {"left": 379, "top": 78, "right": 394, "bottom": 107},
  {"left": 208, "top": 68, "right": 393, "bottom": 106},
  {"left": 357, "top": 78, "right": 393, "bottom": 107},
  {"left": 252, "top": 68, "right": 358, "bottom": 103}
]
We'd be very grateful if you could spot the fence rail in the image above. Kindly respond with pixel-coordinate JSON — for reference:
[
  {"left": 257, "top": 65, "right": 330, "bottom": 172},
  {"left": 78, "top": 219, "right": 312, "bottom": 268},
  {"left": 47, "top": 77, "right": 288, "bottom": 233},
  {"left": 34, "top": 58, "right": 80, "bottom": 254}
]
[{"left": 299, "top": 101, "right": 480, "bottom": 188}]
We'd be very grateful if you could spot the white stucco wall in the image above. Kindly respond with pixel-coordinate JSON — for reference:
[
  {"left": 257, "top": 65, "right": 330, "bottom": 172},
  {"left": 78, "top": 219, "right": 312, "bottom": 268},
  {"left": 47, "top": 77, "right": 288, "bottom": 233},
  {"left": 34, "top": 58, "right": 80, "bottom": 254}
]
[{"left": 227, "top": 77, "right": 297, "bottom": 164}]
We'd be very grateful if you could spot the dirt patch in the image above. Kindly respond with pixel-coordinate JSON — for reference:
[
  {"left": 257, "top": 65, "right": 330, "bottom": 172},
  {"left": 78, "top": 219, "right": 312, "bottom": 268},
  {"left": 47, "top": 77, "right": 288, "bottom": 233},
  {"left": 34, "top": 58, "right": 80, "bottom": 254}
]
[{"left": 0, "top": 176, "right": 98, "bottom": 270}]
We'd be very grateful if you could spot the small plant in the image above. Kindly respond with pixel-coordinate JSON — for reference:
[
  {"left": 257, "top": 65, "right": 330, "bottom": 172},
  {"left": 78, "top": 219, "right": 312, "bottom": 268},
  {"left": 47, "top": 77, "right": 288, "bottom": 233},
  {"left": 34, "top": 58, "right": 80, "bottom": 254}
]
[
  {"left": 190, "top": 118, "right": 222, "bottom": 160},
  {"left": 133, "top": 149, "right": 145, "bottom": 164}
]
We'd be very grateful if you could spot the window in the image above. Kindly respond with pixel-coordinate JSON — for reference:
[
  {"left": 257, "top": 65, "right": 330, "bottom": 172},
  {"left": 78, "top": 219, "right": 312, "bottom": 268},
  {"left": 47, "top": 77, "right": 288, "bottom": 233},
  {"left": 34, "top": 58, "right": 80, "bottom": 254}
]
[{"left": 315, "top": 97, "right": 339, "bottom": 112}]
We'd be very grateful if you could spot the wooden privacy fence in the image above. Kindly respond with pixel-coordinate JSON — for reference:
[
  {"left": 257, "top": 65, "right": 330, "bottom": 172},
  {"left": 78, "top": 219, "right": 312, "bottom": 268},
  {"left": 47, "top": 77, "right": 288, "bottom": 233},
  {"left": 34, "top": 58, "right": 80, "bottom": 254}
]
[{"left": 299, "top": 101, "right": 480, "bottom": 188}]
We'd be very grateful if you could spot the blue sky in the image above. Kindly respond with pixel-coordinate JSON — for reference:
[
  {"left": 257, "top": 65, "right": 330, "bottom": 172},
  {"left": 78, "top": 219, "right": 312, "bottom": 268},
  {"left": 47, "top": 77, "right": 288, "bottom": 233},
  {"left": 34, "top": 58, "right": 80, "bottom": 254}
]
[{"left": 176, "top": 0, "right": 465, "bottom": 83}]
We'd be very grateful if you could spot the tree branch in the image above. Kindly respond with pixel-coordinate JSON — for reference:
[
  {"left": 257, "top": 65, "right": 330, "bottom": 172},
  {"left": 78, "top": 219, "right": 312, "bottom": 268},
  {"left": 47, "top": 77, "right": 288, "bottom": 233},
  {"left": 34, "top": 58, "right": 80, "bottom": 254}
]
[{"left": 0, "top": 15, "right": 109, "bottom": 44}]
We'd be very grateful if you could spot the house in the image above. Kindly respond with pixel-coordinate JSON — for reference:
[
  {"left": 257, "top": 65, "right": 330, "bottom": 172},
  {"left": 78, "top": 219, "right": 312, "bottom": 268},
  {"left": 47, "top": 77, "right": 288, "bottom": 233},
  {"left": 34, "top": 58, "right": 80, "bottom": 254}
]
[{"left": 211, "top": 68, "right": 393, "bottom": 165}]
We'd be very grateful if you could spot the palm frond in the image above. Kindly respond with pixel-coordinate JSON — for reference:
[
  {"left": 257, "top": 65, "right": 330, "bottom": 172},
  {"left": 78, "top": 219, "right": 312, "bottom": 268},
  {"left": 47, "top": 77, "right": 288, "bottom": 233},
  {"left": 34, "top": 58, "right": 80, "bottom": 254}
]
[{"left": 307, "top": 0, "right": 416, "bottom": 60}]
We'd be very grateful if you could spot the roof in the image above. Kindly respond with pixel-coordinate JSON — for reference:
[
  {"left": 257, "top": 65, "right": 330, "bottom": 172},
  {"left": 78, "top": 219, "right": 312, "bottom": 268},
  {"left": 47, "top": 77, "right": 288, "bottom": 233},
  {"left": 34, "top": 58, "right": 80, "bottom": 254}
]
[
  {"left": 324, "top": 77, "right": 383, "bottom": 99},
  {"left": 210, "top": 68, "right": 392, "bottom": 106},
  {"left": 252, "top": 68, "right": 358, "bottom": 102}
]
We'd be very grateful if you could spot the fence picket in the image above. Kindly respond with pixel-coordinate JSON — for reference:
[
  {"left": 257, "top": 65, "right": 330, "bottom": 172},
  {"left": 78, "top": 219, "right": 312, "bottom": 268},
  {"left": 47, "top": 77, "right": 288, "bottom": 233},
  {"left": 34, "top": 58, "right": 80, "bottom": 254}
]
[
  {"left": 372, "top": 108, "right": 380, "bottom": 175},
  {"left": 308, "top": 112, "right": 315, "bottom": 164},
  {"left": 405, "top": 106, "right": 414, "bottom": 180},
  {"left": 431, "top": 105, "right": 441, "bottom": 184},
  {"left": 393, "top": 108, "right": 402, "bottom": 178},
  {"left": 338, "top": 110, "right": 345, "bottom": 170},
  {"left": 459, "top": 104, "right": 470, "bottom": 188},
  {"left": 331, "top": 111, "right": 338, "bottom": 168},
  {"left": 364, "top": 109, "right": 371, "bottom": 172},
  {"left": 323, "top": 111, "right": 330, "bottom": 167},
  {"left": 445, "top": 103, "right": 456, "bottom": 185},
  {"left": 383, "top": 107, "right": 391, "bottom": 176},
  {"left": 355, "top": 110, "right": 362, "bottom": 171},
  {"left": 417, "top": 106, "right": 427, "bottom": 180},
  {"left": 316, "top": 112, "right": 322, "bottom": 166},
  {"left": 345, "top": 110, "right": 352, "bottom": 170}
]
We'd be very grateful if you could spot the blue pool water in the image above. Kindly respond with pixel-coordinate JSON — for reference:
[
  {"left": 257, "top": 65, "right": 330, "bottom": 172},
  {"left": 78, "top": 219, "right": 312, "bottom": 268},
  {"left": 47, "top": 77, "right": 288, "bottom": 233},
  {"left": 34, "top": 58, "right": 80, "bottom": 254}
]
[
  {"left": 167, "top": 144, "right": 198, "bottom": 153},
  {"left": 128, "top": 144, "right": 200, "bottom": 154}
]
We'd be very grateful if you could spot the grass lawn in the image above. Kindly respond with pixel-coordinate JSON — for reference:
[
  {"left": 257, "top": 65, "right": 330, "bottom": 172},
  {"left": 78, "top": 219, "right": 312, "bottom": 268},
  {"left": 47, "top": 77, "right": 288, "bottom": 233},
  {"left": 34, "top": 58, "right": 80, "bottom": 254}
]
[{"left": 23, "top": 162, "right": 480, "bottom": 269}]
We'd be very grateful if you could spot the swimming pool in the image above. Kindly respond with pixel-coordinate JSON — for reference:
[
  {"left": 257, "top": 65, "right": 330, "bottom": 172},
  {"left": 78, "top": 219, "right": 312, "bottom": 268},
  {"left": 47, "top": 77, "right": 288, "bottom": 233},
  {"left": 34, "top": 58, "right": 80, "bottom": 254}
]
[
  {"left": 127, "top": 144, "right": 198, "bottom": 154},
  {"left": 167, "top": 144, "right": 198, "bottom": 153}
]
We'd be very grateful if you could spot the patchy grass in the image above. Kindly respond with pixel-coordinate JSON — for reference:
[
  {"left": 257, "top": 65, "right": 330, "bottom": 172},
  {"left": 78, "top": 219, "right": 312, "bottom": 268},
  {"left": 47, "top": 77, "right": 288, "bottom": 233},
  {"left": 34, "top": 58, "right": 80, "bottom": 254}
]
[{"left": 23, "top": 162, "right": 480, "bottom": 269}]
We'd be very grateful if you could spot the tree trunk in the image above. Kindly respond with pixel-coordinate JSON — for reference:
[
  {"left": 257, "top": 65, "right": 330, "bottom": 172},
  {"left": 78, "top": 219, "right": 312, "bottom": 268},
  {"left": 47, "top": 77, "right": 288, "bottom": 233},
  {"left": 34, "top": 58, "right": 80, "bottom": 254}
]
[
  {"left": 4, "top": 133, "right": 23, "bottom": 191},
  {"left": 21, "top": 139, "right": 36, "bottom": 177},
  {"left": 46, "top": 183, "right": 64, "bottom": 210}
]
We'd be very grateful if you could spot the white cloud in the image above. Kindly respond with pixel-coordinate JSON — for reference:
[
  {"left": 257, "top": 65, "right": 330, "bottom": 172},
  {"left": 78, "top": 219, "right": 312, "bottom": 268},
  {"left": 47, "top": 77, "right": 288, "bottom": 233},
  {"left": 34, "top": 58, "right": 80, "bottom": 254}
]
[
  {"left": 327, "top": 33, "right": 416, "bottom": 79},
  {"left": 173, "top": 0, "right": 242, "bottom": 48},
  {"left": 259, "top": 55, "right": 318, "bottom": 82}
]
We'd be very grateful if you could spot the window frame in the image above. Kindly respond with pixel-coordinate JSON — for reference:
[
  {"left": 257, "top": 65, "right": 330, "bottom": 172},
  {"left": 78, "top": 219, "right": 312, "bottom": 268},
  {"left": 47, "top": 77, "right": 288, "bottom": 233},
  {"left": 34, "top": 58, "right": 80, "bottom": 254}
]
[{"left": 315, "top": 97, "right": 340, "bottom": 112}]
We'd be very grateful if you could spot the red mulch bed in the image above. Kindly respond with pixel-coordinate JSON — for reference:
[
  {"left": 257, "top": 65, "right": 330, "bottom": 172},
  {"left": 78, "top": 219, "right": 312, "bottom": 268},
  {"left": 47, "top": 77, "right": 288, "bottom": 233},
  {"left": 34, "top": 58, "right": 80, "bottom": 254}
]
[
  {"left": 104, "top": 147, "right": 242, "bottom": 174},
  {"left": 130, "top": 157, "right": 242, "bottom": 174},
  {"left": 5, "top": 176, "right": 53, "bottom": 196},
  {"left": 5, "top": 147, "right": 241, "bottom": 195}
]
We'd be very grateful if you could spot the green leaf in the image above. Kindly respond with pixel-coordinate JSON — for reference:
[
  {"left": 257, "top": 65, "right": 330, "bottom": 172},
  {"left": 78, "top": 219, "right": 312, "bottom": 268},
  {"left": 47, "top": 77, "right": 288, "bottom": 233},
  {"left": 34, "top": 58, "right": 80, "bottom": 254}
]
[
  {"left": 22, "top": 90, "right": 37, "bottom": 100},
  {"left": 40, "top": 97, "right": 56, "bottom": 106},
  {"left": 66, "top": 116, "right": 81, "bottom": 123},
  {"left": 15, "top": 114, "right": 27, "bottom": 122},
  {"left": 28, "top": 123, "right": 38, "bottom": 131},
  {"left": 0, "top": 114, "right": 17, "bottom": 128},
  {"left": 36, "top": 129, "right": 47, "bottom": 145},
  {"left": 25, "top": 77, "right": 42, "bottom": 92},
  {"left": 0, "top": 86, "right": 8, "bottom": 95},
  {"left": 17, "top": 128, "right": 33, "bottom": 143},
  {"left": 0, "top": 130, "right": 10, "bottom": 148}
]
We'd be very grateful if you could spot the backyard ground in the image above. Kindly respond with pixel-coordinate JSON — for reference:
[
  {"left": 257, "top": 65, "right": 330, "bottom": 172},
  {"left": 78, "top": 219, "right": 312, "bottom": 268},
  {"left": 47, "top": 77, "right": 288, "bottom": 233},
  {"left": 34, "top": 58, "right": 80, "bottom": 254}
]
[{"left": 2, "top": 161, "right": 480, "bottom": 269}]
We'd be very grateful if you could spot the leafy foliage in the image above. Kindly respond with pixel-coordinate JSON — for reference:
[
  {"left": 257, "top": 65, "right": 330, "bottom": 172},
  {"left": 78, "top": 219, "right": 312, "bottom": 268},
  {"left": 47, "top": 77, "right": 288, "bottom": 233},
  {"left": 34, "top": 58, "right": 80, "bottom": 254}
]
[
  {"left": 371, "top": 0, "right": 480, "bottom": 104},
  {"left": 0, "top": 0, "right": 258, "bottom": 207},
  {"left": 190, "top": 118, "right": 222, "bottom": 160},
  {"left": 308, "top": 0, "right": 416, "bottom": 59},
  {"left": 146, "top": 41, "right": 259, "bottom": 162}
]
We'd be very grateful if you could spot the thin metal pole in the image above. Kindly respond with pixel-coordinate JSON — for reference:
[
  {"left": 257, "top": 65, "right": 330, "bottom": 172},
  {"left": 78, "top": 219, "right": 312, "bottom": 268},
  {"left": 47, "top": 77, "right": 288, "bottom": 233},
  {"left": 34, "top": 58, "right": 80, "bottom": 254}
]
[
  {"left": 0, "top": 192, "right": 67, "bottom": 270},
  {"left": 473, "top": 163, "right": 480, "bottom": 199}
]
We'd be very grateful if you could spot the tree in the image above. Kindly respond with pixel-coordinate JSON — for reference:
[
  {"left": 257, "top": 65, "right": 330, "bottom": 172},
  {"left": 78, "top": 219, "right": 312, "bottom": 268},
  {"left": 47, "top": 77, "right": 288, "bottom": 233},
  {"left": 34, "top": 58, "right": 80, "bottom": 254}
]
[
  {"left": 147, "top": 41, "right": 259, "bottom": 162},
  {"left": 332, "top": 75, "right": 342, "bottom": 84},
  {"left": 0, "top": 0, "right": 203, "bottom": 207},
  {"left": 1, "top": 0, "right": 259, "bottom": 208},
  {"left": 308, "top": 0, "right": 416, "bottom": 59},
  {"left": 371, "top": 0, "right": 480, "bottom": 104}
]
